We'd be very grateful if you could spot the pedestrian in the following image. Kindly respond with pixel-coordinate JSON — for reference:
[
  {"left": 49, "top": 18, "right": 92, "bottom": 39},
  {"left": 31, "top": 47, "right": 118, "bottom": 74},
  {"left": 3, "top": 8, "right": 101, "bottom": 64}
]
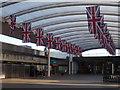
[{"left": 42, "top": 70, "right": 45, "bottom": 77}]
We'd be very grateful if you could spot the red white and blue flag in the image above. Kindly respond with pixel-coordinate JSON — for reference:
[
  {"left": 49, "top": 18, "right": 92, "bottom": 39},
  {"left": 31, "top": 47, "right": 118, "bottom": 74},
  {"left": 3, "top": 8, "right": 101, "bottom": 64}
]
[
  {"left": 61, "top": 40, "right": 67, "bottom": 52},
  {"left": 54, "top": 37, "right": 61, "bottom": 50},
  {"left": 86, "top": 7, "right": 116, "bottom": 55},
  {"left": 97, "top": 21, "right": 116, "bottom": 54},
  {"left": 36, "top": 28, "right": 44, "bottom": 46},
  {"left": 9, "top": 15, "right": 16, "bottom": 34},
  {"left": 86, "top": 6, "right": 101, "bottom": 37},
  {"left": 78, "top": 47, "right": 82, "bottom": 57},
  {"left": 66, "top": 42, "right": 71, "bottom": 53},
  {"left": 96, "top": 22, "right": 105, "bottom": 46},
  {"left": 46, "top": 33, "right": 54, "bottom": 49},
  {"left": 71, "top": 44, "right": 76, "bottom": 55},
  {"left": 106, "top": 35, "right": 116, "bottom": 55},
  {"left": 100, "top": 16, "right": 116, "bottom": 54},
  {"left": 75, "top": 46, "right": 79, "bottom": 56},
  {"left": 22, "top": 22, "right": 32, "bottom": 43}
]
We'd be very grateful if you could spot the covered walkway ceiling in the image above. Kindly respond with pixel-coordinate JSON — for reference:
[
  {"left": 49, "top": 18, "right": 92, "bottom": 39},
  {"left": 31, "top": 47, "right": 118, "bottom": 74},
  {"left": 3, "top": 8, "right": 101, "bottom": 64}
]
[{"left": 0, "top": 0, "right": 119, "bottom": 51}]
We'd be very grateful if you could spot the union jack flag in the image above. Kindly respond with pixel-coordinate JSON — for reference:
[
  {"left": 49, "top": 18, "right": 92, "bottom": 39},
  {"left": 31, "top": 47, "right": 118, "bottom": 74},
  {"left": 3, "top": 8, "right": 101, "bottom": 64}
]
[
  {"left": 98, "top": 26, "right": 112, "bottom": 51},
  {"left": 36, "top": 28, "right": 44, "bottom": 46},
  {"left": 96, "top": 20, "right": 116, "bottom": 54},
  {"left": 78, "top": 47, "right": 82, "bottom": 57},
  {"left": 101, "top": 36, "right": 107, "bottom": 48},
  {"left": 46, "top": 33, "right": 54, "bottom": 49},
  {"left": 22, "top": 22, "right": 32, "bottom": 43},
  {"left": 103, "top": 28, "right": 111, "bottom": 43},
  {"left": 96, "top": 23, "right": 106, "bottom": 46},
  {"left": 75, "top": 46, "right": 79, "bottom": 56},
  {"left": 110, "top": 42, "right": 116, "bottom": 54},
  {"left": 106, "top": 43, "right": 116, "bottom": 55},
  {"left": 86, "top": 6, "right": 101, "bottom": 37},
  {"left": 101, "top": 24, "right": 116, "bottom": 54},
  {"left": 54, "top": 37, "right": 61, "bottom": 50},
  {"left": 9, "top": 15, "right": 16, "bottom": 34},
  {"left": 71, "top": 44, "right": 76, "bottom": 55},
  {"left": 106, "top": 35, "right": 116, "bottom": 54},
  {"left": 61, "top": 40, "right": 67, "bottom": 52},
  {"left": 86, "top": 6, "right": 116, "bottom": 55},
  {"left": 101, "top": 33, "right": 116, "bottom": 55},
  {"left": 99, "top": 32, "right": 116, "bottom": 55},
  {"left": 66, "top": 42, "right": 71, "bottom": 53}
]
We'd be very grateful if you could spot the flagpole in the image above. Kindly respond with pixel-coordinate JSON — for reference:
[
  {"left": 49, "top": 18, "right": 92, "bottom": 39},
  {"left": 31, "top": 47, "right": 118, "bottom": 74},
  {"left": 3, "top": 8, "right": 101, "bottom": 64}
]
[{"left": 48, "top": 48, "right": 51, "bottom": 77}]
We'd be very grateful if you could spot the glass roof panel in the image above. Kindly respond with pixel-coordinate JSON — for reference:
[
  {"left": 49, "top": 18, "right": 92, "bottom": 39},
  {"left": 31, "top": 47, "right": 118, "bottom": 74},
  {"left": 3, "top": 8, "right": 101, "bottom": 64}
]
[
  {"left": 61, "top": 34, "right": 93, "bottom": 39},
  {"left": 31, "top": 15, "right": 87, "bottom": 29},
  {"left": 1, "top": 0, "right": 119, "bottom": 51},
  {"left": 31, "top": 16, "right": 118, "bottom": 30},
  {"left": 54, "top": 31, "right": 89, "bottom": 36},
  {"left": 1, "top": 2, "right": 56, "bottom": 17},
  {"left": 0, "top": 0, "right": 9, "bottom": 2},
  {"left": 1, "top": 4, "right": 117, "bottom": 22},
  {"left": 67, "top": 37, "right": 97, "bottom": 42}
]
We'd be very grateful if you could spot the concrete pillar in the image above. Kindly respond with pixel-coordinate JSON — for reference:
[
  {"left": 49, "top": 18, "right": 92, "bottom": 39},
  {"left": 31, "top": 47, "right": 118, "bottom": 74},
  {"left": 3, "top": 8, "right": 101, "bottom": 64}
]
[
  {"left": 48, "top": 49, "right": 50, "bottom": 77},
  {"left": 69, "top": 54, "right": 73, "bottom": 75},
  {"left": 69, "top": 57, "right": 71, "bottom": 75}
]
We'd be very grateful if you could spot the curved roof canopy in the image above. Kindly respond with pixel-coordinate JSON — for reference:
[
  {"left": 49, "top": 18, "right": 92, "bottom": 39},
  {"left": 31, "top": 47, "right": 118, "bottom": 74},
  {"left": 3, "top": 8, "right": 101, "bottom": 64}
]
[{"left": 0, "top": 0, "right": 119, "bottom": 51}]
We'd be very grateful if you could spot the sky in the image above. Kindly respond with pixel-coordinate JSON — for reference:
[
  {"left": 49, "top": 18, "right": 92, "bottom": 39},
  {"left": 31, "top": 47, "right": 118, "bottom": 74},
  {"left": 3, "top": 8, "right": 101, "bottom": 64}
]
[{"left": 0, "top": 34, "right": 119, "bottom": 58}]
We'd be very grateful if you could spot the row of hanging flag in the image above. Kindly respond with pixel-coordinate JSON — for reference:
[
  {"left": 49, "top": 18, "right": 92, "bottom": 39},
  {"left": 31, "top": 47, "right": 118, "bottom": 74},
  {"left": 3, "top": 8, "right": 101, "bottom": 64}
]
[
  {"left": 8, "top": 15, "right": 82, "bottom": 56},
  {"left": 86, "top": 6, "right": 116, "bottom": 55}
]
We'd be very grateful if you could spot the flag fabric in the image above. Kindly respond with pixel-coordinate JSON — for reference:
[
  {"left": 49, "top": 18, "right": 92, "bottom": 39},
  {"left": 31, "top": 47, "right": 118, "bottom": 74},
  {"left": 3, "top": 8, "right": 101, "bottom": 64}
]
[
  {"left": 86, "top": 6, "right": 101, "bottom": 37},
  {"left": 9, "top": 15, "right": 16, "bottom": 34},
  {"left": 71, "top": 44, "right": 76, "bottom": 55},
  {"left": 106, "top": 43, "right": 116, "bottom": 55},
  {"left": 100, "top": 16, "right": 116, "bottom": 55},
  {"left": 96, "top": 23, "right": 106, "bottom": 47},
  {"left": 75, "top": 46, "right": 79, "bottom": 56},
  {"left": 78, "top": 47, "right": 82, "bottom": 57},
  {"left": 54, "top": 37, "right": 61, "bottom": 50},
  {"left": 36, "top": 28, "right": 44, "bottom": 46},
  {"left": 46, "top": 33, "right": 54, "bottom": 49},
  {"left": 98, "top": 22, "right": 116, "bottom": 54},
  {"left": 86, "top": 6, "right": 116, "bottom": 55},
  {"left": 66, "top": 42, "right": 71, "bottom": 53},
  {"left": 22, "top": 22, "right": 32, "bottom": 43},
  {"left": 61, "top": 40, "right": 67, "bottom": 52},
  {"left": 106, "top": 35, "right": 116, "bottom": 54}
]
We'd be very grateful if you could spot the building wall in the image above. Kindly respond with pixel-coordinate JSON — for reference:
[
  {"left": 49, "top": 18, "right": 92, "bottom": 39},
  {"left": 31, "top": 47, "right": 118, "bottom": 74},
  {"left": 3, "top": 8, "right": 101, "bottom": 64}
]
[
  {"left": 72, "top": 61, "right": 79, "bottom": 74},
  {"left": 2, "top": 63, "right": 32, "bottom": 78}
]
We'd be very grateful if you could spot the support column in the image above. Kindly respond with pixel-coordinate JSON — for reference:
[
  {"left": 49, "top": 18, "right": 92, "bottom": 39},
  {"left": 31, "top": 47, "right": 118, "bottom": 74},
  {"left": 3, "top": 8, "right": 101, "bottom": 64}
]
[
  {"left": 69, "top": 54, "right": 73, "bottom": 75},
  {"left": 69, "top": 55, "right": 71, "bottom": 75},
  {"left": 48, "top": 49, "right": 50, "bottom": 77},
  {"left": 71, "top": 54, "right": 74, "bottom": 75}
]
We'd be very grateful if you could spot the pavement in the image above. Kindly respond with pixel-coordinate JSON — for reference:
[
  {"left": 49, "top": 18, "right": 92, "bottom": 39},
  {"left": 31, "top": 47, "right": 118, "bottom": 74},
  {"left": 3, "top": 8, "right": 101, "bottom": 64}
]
[{"left": 1, "top": 74, "right": 120, "bottom": 88}]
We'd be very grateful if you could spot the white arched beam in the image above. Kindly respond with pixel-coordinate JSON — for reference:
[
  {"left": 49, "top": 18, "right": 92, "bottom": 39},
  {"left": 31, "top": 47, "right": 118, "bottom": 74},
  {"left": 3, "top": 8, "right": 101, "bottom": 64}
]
[{"left": 3, "top": 2, "right": 119, "bottom": 18}]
